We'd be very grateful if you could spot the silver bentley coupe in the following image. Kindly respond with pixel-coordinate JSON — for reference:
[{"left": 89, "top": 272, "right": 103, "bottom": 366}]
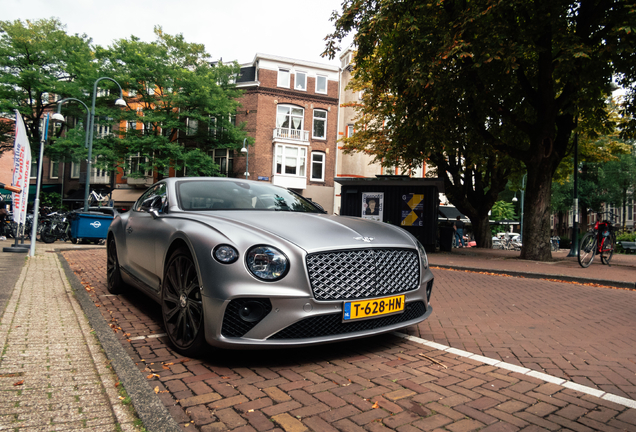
[{"left": 107, "top": 177, "right": 434, "bottom": 356}]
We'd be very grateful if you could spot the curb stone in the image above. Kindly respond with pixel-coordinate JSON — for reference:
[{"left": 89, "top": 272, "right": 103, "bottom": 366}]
[
  {"left": 59, "top": 250, "right": 182, "bottom": 432},
  {"left": 431, "top": 263, "right": 636, "bottom": 290}
]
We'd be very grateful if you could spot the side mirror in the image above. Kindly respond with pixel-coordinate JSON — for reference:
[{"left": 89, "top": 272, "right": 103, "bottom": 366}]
[{"left": 140, "top": 195, "right": 164, "bottom": 215}]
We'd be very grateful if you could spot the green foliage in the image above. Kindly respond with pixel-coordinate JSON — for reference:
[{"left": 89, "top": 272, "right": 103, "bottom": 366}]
[
  {"left": 325, "top": 0, "right": 636, "bottom": 260},
  {"left": 46, "top": 26, "right": 248, "bottom": 178},
  {"left": 491, "top": 201, "right": 517, "bottom": 221},
  {"left": 0, "top": 18, "right": 94, "bottom": 152},
  {"left": 93, "top": 27, "right": 247, "bottom": 178},
  {"left": 39, "top": 191, "right": 65, "bottom": 211}
]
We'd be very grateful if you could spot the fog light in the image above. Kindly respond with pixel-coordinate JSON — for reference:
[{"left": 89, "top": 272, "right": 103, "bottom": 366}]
[{"left": 238, "top": 301, "right": 266, "bottom": 323}]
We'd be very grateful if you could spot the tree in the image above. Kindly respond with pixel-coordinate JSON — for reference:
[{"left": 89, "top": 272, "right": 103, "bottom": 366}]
[
  {"left": 0, "top": 18, "right": 94, "bottom": 156},
  {"left": 340, "top": 65, "right": 521, "bottom": 248},
  {"left": 50, "top": 27, "right": 247, "bottom": 178},
  {"left": 325, "top": 0, "right": 636, "bottom": 260}
]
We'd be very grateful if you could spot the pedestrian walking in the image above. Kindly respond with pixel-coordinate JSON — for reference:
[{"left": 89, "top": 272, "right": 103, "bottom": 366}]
[{"left": 454, "top": 215, "right": 465, "bottom": 247}]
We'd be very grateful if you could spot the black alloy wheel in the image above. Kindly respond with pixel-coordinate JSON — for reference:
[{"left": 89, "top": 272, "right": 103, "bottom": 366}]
[
  {"left": 578, "top": 232, "right": 596, "bottom": 268},
  {"left": 600, "top": 232, "right": 616, "bottom": 265},
  {"left": 106, "top": 237, "right": 124, "bottom": 294},
  {"left": 162, "top": 248, "right": 205, "bottom": 356}
]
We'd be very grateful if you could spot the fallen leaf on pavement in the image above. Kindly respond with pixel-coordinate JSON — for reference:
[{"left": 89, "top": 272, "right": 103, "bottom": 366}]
[
  {"left": 372, "top": 401, "right": 379, "bottom": 409},
  {"left": 13, "top": 380, "right": 24, "bottom": 386},
  {"left": 154, "top": 387, "right": 159, "bottom": 394}
]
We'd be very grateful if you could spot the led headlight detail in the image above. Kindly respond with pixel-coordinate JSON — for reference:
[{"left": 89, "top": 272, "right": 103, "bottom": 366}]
[
  {"left": 213, "top": 245, "right": 239, "bottom": 264},
  {"left": 416, "top": 241, "right": 429, "bottom": 269},
  {"left": 246, "top": 246, "right": 288, "bottom": 281}
]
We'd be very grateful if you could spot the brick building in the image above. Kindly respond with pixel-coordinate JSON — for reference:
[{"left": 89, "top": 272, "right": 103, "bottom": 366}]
[{"left": 235, "top": 53, "right": 340, "bottom": 213}]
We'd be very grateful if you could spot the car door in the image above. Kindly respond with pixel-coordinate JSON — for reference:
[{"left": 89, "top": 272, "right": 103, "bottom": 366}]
[{"left": 123, "top": 183, "right": 168, "bottom": 291}]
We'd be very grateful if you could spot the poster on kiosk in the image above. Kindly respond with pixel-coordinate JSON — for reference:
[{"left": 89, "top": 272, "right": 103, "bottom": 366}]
[{"left": 12, "top": 111, "right": 31, "bottom": 226}]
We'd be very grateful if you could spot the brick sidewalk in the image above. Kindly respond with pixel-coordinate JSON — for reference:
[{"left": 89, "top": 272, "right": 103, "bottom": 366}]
[
  {"left": 63, "top": 249, "right": 636, "bottom": 431},
  {"left": 0, "top": 248, "right": 138, "bottom": 431}
]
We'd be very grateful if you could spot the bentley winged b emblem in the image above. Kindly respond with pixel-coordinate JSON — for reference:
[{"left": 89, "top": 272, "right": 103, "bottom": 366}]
[{"left": 354, "top": 236, "right": 374, "bottom": 243}]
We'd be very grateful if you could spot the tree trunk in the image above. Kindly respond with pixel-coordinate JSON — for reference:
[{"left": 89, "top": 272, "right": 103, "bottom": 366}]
[
  {"left": 471, "top": 215, "right": 492, "bottom": 248},
  {"left": 520, "top": 165, "right": 554, "bottom": 261}
]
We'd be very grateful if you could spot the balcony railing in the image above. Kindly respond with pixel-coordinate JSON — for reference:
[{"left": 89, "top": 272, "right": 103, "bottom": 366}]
[{"left": 273, "top": 128, "right": 309, "bottom": 142}]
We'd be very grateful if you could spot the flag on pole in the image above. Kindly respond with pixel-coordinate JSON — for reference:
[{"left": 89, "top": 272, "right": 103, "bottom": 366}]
[{"left": 12, "top": 111, "right": 31, "bottom": 225}]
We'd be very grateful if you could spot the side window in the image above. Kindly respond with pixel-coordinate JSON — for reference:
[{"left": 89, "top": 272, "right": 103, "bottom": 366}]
[{"left": 134, "top": 183, "right": 168, "bottom": 213}]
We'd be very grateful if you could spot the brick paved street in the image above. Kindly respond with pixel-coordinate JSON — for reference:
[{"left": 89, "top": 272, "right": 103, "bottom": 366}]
[{"left": 62, "top": 249, "right": 636, "bottom": 431}]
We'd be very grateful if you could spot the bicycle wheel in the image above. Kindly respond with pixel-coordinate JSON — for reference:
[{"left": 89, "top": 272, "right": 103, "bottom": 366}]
[
  {"left": 578, "top": 232, "right": 596, "bottom": 268},
  {"left": 600, "top": 232, "right": 616, "bottom": 265},
  {"left": 40, "top": 222, "right": 57, "bottom": 244}
]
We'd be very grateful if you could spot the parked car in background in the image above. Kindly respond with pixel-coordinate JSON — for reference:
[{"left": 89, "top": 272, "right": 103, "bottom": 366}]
[{"left": 107, "top": 177, "right": 435, "bottom": 356}]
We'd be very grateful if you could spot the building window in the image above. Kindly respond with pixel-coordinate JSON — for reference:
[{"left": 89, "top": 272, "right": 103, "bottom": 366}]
[
  {"left": 295, "top": 71, "right": 307, "bottom": 91},
  {"left": 128, "top": 153, "right": 149, "bottom": 177},
  {"left": 50, "top": 160, "right": 59, "bottom": 179},
  {"left": 311, "top": 152, "right": 325, "bottom": 182},
  {"left": 313, "top": 109, "right": 327, "bottom": 139},
  {"left": 275, "top": 144, "right": 306, "bottom": 176},
  {"left": 30, "top": 160, "right": 38, "bottom": 179},
  {"left": 628, "top": 199, "right": 633, "bottom": 221},
  {"left": 346, "top": 124, "right": 354, "bottom": 137},
  {"left": 208, "top": 117, "right": 217, "bottom": 138},
  {"left": 128, "top": 88, "right": 137, "bottom": 97},
  {"left": 277, "top": 105, "right": 304, "bottom": 132},
  {"left": 127, "top": 120, "right": 137, "bottom": 132},
  {"left": 316, "top": 75, "right": 327, "bottom": 94},
  {"left": 70, "top": 162, "right": 81, "bottom": 179},
  {"left": 278, "top": 69, "right": 290, "bottom": 88},
  {"left": 208, "top": 148, "right": 233, "bottom": 176},
  {"left": 186, "top": 118, "right": 198, "bottom": 136}
]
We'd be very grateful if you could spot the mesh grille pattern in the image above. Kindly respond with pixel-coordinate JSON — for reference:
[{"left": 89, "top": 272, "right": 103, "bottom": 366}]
[
  {"left": 269, "top": 301, "right": 426, "bottom": 340},
  {"left": 306, "top": 249, "right": 420, "bottom": 300},
  {"left": 221, "top": 298, "right": 272, "bottom": 338}
]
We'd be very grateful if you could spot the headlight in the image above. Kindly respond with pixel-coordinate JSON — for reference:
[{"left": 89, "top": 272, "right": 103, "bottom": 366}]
[
  {"left": 246, "top": 245, "right": 288, "bottom": 281},
  {"left": 416, "top": 241, "right": 429, "bottom": 269},
  {"left": 213, "top": 245, "right": 239, "bottom": 264}
]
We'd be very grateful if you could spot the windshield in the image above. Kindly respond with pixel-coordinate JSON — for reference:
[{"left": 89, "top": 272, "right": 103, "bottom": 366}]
[{"left": 177, "top": 180, "right": 324, "bottom": 213}]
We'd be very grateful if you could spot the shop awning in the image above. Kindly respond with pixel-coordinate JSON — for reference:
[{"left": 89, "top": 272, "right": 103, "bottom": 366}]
[
  {"left": 438, "top": 206, "right": 470, "bottom": 223},
  {"left": 111, "top": 188, "right": 144, "bottom": 204},
  {"left": 1, "top": 184, "right": 62, "bottom": 203}
]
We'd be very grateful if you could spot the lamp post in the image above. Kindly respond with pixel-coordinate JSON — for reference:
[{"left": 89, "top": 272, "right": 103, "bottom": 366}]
[
  {"left": 240, "top": 138, "right": 249, "bottom": 179},
  {"left": 84, "top": 78, "right": 126, "bottom": 211},
  {"left": 512, "top": 175, "right": 527, "bottom": 243},
  {"left": 567, "top": 131, "right": 579, "bottom": 257}
]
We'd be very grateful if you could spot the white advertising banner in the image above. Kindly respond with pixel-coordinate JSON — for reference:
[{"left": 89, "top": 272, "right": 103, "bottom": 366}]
[{"left": 11, "top": 111, "right": 31, "bottom": 225}]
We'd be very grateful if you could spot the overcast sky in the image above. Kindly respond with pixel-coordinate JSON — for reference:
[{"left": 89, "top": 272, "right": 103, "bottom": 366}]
[{"left": 1, "top": 0, "right": 351, "bottom": 66}]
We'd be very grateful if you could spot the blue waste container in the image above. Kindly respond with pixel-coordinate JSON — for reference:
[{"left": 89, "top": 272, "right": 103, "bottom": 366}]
[{"left": 69, "top": 212, "right": 114, "bottom": 240}]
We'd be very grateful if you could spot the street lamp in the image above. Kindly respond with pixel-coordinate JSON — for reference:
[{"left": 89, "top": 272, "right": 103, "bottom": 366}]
[
  {"left": 240, "top": 138, "right": 249, "bottom": 179},
  {"left": 86, "top": 78, "right": 126, "bottom": 211},
  {"left": 520, "top": 174, "right": 526, "bottom": 243}
]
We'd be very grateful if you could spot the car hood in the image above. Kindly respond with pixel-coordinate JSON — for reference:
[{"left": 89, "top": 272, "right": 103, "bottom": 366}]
[{"left": 192, "top": 211, "right": 418, "bottom": 253}]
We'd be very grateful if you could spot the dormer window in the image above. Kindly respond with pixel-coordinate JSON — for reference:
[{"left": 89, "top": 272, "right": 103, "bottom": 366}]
[
  {"left": 295, "top": 72, "right": 307, "bottom": 91},
  {"left": 278, "top": 69, "right": 290, "bottom": 88}
]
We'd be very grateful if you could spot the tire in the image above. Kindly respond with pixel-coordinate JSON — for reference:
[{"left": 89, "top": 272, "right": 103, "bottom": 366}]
[
  {"left": 578, "top": 232, "right": 596, "bottom": 268},
  {"left": 40, "top": 223, "right": 57, "bottom": 244},
  {"left": 161, "top": 248, "right": 205, "bottom": 357},
  {"left": 70, "top": 237, "right": 77, "bottom": 244},
  {"left": 600, "top": 232, "right": 616, "bottom": 265},
  {"left": 106, "top": 237, "right": 124, "bottom": 294}
]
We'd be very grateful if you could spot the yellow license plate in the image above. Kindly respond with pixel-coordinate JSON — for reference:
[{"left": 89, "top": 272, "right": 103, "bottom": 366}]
[{"left": 343, "top": 295, "right": 405, "bottom": 321}]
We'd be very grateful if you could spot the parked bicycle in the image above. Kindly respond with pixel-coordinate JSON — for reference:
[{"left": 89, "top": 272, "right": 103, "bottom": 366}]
[
  {"left": 40, "top": 211, "right": 73, "bottom": 244},
  {"left": 550, "top": 235, "right": 560, "bottom": 252},
  {"left": 578, "top": 210, "right": 618, "bottom": 268}
]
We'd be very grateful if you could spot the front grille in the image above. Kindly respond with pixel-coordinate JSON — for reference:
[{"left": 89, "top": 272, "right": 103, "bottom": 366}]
[
  {"left": 269, "top": 301, "right": 427, "bottom": 340},
  {"left": 221, "top": 298, "right": 272, "bottom": 338},
  {"left": 306, "top": 248, "right": 420, "bottom": 301}
]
